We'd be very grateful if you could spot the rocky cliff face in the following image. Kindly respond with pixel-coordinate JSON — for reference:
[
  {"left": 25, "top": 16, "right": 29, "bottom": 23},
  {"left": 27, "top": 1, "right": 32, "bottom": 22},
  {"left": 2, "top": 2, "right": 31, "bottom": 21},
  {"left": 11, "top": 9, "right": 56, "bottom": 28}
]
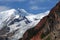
[{"left": 20, "top": 1, "right": 60, "bottom": 40}]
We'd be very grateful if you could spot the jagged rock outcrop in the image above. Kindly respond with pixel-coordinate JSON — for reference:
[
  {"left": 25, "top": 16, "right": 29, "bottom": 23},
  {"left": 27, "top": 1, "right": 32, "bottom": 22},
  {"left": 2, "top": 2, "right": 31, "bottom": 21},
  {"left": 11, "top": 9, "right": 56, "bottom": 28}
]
[{"left": 19, "top": 1, "right": 60, "bottom": 40}]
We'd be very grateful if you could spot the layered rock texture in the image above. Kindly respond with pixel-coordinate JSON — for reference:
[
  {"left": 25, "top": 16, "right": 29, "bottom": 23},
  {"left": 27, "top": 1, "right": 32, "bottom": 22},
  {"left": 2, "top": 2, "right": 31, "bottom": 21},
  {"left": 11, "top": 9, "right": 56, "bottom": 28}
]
[{"left": 20, "top": 1, "right": 60, "bottom": 40}]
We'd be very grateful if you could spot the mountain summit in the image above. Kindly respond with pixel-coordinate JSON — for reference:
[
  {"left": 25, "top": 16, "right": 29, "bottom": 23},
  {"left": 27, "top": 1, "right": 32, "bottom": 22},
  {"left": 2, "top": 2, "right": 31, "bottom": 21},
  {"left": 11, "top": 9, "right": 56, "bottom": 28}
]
[
  {"left": 0, "top": 8, "right": 49, "bottom": 40},
  {"left": 19, "top": 1, "right": 60, "bottom": 40}
]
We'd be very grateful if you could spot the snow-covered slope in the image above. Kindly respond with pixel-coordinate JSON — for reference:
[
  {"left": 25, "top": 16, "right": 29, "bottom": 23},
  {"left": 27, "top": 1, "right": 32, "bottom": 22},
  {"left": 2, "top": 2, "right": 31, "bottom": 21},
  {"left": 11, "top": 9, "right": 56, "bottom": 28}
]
[
  {"left": 0, "top": 9, "right": 17, "bottom": 30},
  {"left": 26, "top": 11, "right": 49, "bottom": 21},
  {"left": 0, "top": 9, "right": 49, "bottom": 40}
]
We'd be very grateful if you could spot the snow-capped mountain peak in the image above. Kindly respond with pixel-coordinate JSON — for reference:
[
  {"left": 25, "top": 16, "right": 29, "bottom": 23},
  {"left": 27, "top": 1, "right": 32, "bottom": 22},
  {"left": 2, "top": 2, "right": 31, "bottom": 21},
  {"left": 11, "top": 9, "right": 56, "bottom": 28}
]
[
  {"left": 15, "top": 15, "right": 19, "bottom": 19},
  {"left": 0, "top": 8, "right": 49, "bottom": 40},
  {"left": 17, "top": 8, "right": 32, "bottom": 16},
  {"left": 18, "top": 8, "right": 27, "bottom": 13}
]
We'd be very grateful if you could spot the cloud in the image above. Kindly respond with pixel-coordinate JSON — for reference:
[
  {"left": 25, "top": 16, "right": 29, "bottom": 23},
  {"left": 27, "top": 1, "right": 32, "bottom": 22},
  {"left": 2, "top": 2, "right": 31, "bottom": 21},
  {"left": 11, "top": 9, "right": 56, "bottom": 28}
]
[
  {"left": 29, "top": 0, "right": 50, "bottom": 10},
  {"left": 0, "top": 6, "right": 11, "bottom": 12},
  {"left": 30, "top": 5, "right": 48, "bottom": 10},
  {"left": 30, "top": 6, "right": 39, "bottom": 10},
  {"left": 29, "top": 0, "right": 49, "bottom": 5},
  {"left": 0, "top": 0, "right": 27, "bottom": 2}
]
